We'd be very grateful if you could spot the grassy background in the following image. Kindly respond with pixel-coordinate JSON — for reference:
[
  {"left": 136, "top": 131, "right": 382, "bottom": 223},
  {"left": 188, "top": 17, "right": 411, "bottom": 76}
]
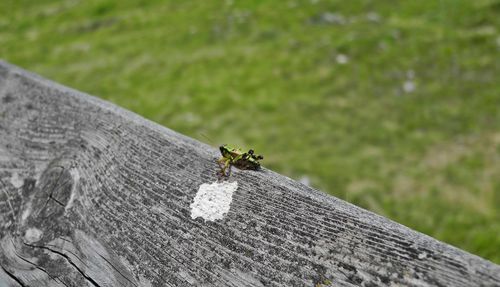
[{"left": 1, "top": 0, "right": 499, "bottom": 263}]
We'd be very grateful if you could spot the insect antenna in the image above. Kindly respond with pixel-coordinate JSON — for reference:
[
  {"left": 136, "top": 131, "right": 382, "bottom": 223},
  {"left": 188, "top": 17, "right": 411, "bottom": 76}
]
[{"left": 199, "top": 133, "right": 216, "bottom": 146}]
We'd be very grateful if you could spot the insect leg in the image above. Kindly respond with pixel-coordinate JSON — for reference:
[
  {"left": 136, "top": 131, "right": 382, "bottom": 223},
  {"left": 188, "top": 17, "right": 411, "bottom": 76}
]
[
  {"left": 223, "top": 160, "right": 232, "bottom": 177},
  {"left": 217, "top": 157, "right": 225, "bottom": 169},
  {"left": 217, "top": 157, "right": 228, "bottom": 178},
  {"left": 226, "top": 162, "right": 233, "bottom": 177}
]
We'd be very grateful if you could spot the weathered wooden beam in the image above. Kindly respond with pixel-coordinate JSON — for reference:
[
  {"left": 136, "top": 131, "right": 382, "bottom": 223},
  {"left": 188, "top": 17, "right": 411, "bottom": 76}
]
[{"left": 0, "top": 60, "right": 498, "bottom": 287}]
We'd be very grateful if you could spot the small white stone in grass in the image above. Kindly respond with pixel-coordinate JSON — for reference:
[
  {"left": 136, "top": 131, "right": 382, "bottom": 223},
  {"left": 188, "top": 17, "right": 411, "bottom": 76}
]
[
  {"left": 366, "top": 12, "right": 381, "bottom": 23},
  {"left": 336, "top": 54, "right": 349, "bottom": 65},
  {"left": 190, "top": 181, "right": 238, "bottom": 221},
  {"left": 403, "top": 80, "right": 416, "bottom": 93}
]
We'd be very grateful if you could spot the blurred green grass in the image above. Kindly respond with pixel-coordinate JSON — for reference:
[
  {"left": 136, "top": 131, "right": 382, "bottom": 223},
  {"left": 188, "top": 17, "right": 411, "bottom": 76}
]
[{"left": 1, "top": 0, "right": 499, "bottom": 263}]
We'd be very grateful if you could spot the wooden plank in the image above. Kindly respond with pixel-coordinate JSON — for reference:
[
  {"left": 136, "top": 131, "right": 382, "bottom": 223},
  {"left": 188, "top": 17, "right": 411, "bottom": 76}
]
[{"left": 0, "top": 60, "right": 498, "bottom": 287}]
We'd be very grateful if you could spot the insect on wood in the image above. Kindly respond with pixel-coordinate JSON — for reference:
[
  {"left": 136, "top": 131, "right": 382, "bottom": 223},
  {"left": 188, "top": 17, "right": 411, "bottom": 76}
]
[{"left": 217, "top": 144, "right": 263, "bottom": 178}]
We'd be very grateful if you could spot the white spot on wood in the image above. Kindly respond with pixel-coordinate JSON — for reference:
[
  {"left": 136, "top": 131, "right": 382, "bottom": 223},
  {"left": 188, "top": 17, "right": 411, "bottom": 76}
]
[
  {"left": 138, "top": 275, "right": 153, "bottom": 287},
  {"left": 178, "top": 270, "right": 198, "bottom": 284},
  {"left": 21, "top": 203, "right": 32, "bottom": 225},
  {"left": 402, "top": 275, "right": 432, "bottom": 287},
  {"left": 190, "top": 181, "right": 238, "bottom": 221},
  {"left": 418, "top": 252, "right": 427, "bottom": 259},
  {"left": 65, "top": 168, "right": 80, "bottom": 211},
  {"left": 24, "top": 227, "right": 43, "bottom": 243},
  {"left": 10, "top": 172, "right": 23, "bottom": 188}
]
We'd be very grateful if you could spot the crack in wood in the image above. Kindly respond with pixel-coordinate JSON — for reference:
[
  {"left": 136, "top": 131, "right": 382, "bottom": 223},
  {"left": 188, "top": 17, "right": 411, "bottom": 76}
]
[
  {"left": 24, "top": 242, "right": 103, "bottom": 287},
  {"left": 9, "top": 238, "right": 69, "bottom": 287},
  {"left": 0, "top": 264, "right": 27, "bottom": 287},
  {"left": 44, "top": 242, "right": 89, "bottom": 268},
  {"left": 41, "top": 166, "right": 66, "bottom": 210},
  {"left": 48, "top": 195, "right": 65, "bottom": 207}
]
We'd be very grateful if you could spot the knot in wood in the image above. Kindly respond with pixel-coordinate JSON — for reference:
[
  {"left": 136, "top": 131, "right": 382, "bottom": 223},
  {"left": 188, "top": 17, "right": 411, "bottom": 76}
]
[{"left": 38, "top": 167, "right": 72, "bottom": 213}]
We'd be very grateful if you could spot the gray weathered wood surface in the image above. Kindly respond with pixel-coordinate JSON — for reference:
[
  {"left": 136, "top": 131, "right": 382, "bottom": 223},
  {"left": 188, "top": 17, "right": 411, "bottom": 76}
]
[{"left": 0, "top": 60, "right": 499, "bottom": 287}]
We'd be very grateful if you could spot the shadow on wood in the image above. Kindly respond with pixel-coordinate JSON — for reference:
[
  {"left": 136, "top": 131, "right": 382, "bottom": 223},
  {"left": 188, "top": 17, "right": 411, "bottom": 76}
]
[{"left": 0, "top": 61, "right": 499, "bottom": 286}]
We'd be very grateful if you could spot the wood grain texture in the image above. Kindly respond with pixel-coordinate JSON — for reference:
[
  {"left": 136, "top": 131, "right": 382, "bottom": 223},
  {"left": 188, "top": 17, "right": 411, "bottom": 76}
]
[{"left": 0, "top": 60, "right": 499, "bottom": 287}]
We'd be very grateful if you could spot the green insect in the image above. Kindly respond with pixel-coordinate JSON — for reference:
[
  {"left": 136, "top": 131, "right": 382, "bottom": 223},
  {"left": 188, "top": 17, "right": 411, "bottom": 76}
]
[
  {"left": 315, "top": 278, "right": 333, "bottom": 287},
  {"left": 217, "top": 144, "right": 264, "bottom": 178}
]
